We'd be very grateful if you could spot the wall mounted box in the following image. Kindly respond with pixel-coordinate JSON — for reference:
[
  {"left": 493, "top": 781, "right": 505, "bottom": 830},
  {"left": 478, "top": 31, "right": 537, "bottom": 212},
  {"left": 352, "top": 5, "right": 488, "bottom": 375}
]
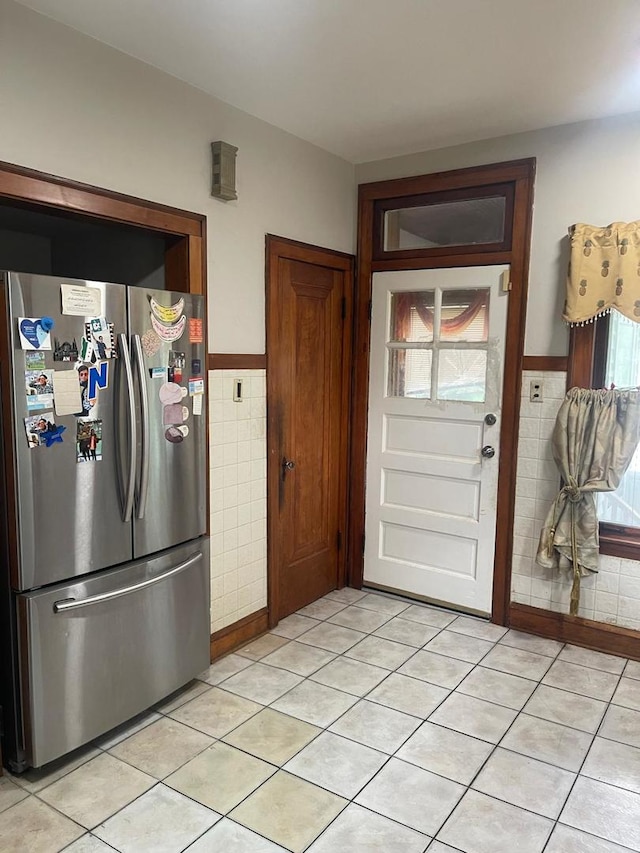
[{"left": 211, "top": 141, "right": 238, "bottom": 201}]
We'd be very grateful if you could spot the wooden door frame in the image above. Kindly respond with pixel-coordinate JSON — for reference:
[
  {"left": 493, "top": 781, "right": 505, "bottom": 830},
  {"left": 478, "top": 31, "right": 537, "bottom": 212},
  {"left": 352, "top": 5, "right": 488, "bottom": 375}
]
[
  {"left": 0, "top": 159, "right": 207, "bottom": 295},
  {"left": 349, "top": 159, "right": 536, "bottom": 626},
  {"left": 0, "top": 162, "right": 209, "bottom": 554},
  {"left": 265, "top": 235, "right": 355, "bottom": 628}
]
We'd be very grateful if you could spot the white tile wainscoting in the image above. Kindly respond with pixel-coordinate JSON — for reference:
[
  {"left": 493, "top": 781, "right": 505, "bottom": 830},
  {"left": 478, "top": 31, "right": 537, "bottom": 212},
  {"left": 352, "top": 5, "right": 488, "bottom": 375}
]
[
  {"left": 511, "top": 370, "right": 640, "bottom": 631},
  {"left": 209, "top": 369, "right": 267, "bottom": 633},
  {"left": 205, "top": 364, "right": 640, "bottom": 635}
]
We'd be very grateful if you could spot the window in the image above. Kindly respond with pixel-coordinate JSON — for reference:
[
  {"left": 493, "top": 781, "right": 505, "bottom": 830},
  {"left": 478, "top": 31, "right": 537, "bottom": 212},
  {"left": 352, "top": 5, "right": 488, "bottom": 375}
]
[
  {"left": 373, "top": 184, "right": 514, "bottom": 261},
  {"left": 387, "top": 288, "right": 490, "bottom": 401},
  {"left": 383, "top": 196, "right": 507, "bottom": 252},
  {"left": 570, "top": 313, "right": 640, "bottom": 558}
]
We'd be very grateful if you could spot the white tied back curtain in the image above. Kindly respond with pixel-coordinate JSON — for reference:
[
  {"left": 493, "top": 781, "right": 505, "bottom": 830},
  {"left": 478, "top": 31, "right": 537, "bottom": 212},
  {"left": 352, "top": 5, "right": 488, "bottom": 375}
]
[{"left": 536, "top": 388, "right": 640, "bottom": 615}]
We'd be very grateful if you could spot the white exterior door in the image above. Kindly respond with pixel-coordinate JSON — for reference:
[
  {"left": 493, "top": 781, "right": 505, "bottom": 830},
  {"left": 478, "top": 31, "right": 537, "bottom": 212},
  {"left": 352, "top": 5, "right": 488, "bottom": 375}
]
[{"left": 364, "top": 265, "right": 509, "bottom": 615}]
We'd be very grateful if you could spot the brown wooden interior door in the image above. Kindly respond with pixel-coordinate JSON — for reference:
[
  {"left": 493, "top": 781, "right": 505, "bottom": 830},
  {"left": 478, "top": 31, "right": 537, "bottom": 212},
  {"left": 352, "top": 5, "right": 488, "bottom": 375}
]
[{"left": 267, "top": 237, "right": 353, "bottom": 622}]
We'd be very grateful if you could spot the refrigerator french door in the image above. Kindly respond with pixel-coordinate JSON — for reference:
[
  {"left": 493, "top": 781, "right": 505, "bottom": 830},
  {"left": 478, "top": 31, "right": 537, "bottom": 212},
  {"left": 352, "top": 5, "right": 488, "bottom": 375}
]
[
  {"left": 0, "top": 272, "right": 209, "bottom": 770},
  {"left": 129, "top": 287, "right": 207, "bottom": 557}
]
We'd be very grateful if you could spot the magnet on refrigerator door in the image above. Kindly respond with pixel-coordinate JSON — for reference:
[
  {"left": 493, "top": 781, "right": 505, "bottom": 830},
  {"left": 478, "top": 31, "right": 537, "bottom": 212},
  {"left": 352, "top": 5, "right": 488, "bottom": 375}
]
[
  {"left": 40, "top": 422, "right": 66, "bottom": 447},
  {"left": 149, "top": 366, "right": 166, "bottom": 380},
  {"left": 150, "top": 295, "right": 184, "bottom": 325},
  {"left": 191, "top": 358, "right": 201, "bottom": 375},
  {"left": 53, "top": 338, "right": 79, "bottom": 362},
  {"left": 60, "top": 283, "right": 102, "bottom": 317},
  {"left": 162, "top": 403, "right": 188, "bottom": 425},
  {"left": 76, "top": 419, "right": 103, "bottom": 463},
  {"left": 188, "top": 318, "right": 203, "bottom": 343},
  {"left": 24, "top": 413, "right": 52, "bottom": 448},
  {"left": 168, "top": 351, "right": 185, "bottom": 383},
  {"left": 25, "top": 412, "right": 66, "bottom": 448},
  {"left": 78, "top": 336, "right": 95, "bottom": 365},
  {"left": 53, "top": 369, "right": 85, "bottom": 417},
  {"left": 193, "top": 395, "right": 202, "bottom": 416},
  {"left": 88, "top": 362, "right": 109, "bottom": 400},
  {"left": 165, "top": 425, "right": 189, "bottom": 443},
  {"left": 150, "top": 312, "right": 186, "bottom": 342},
  {"left": 25, "top": 369, "right": 55, "bottom": 411},
  {"left": 158, "top": 382, "right": 187, "bottom": 405},
  {"left": 188, "top": 377, "right": 204, "bottom": 396},
  {"left": 141, "top": 328, "right": 162, "bottom": 357},
  {"left": 25, "top": 352, "right": 46, "bottom": 370},
  {"left": 77, "top": 364, "right": 96, "bottom": 415},
  {"left": 18, "top": 317, "right": 53, "bottom": 351},
  {"left": 86, "top": 317, "right": 116, "bottom": 359}
]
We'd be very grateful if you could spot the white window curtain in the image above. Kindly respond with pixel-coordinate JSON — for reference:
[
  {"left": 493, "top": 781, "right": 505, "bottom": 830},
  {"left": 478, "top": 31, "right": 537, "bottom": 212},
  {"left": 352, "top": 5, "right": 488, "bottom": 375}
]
[{"left": 536, "top": 388, "right": 640, "bottom": 615}]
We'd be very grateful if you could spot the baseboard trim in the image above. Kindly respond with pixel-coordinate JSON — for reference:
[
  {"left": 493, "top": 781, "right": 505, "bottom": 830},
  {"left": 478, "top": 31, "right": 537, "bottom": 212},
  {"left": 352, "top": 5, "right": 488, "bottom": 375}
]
[
  {"left": 509, "top": 602, "right": 640, "bottom": 661},
  {"left": 210, "top": 607, "right": 269, "bottom": 661}
]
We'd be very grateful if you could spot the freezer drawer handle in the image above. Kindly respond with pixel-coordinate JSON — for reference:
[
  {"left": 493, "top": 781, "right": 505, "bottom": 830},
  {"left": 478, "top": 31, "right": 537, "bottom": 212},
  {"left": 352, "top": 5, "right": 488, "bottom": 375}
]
[{"left": 52, "top": 553, "right": 202, "bottom": 613}]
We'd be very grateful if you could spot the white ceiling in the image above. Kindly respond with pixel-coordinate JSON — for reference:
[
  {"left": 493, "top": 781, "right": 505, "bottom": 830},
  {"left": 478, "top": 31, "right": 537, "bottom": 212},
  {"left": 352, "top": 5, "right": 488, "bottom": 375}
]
[{"left": 16, "top": 0, "right": 640, "bottom": 163}]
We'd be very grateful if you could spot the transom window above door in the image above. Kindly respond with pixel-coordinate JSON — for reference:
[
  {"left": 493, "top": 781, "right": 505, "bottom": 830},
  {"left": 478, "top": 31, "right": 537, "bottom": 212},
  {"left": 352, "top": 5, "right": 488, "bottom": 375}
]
[
  {"left": 373, "top": 183, "right": 514, "bottom": 261},
  {"left": 387, "top": 287, "right": 490, "bottom": 401}
]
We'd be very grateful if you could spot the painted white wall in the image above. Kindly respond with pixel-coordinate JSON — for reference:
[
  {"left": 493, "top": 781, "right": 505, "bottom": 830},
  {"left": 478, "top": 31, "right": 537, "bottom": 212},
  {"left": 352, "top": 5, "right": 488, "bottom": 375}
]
[
  {"left": 356, "top": 113, "right": 640, "bottom": 357},
  {"left": 0, "top": 0, "right": 356, "bottom": 353}
]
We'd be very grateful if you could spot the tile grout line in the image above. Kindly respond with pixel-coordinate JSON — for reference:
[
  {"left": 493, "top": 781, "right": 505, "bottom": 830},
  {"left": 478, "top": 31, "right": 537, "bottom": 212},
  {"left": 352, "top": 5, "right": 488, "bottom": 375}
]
[
  {"left": 538, "top": 662, "right": 630, "bottom": 853},
  {"left": 220, "top": 605, "right": 537, "bottom": 848},
  {"left": 421, "top": 633, "right": 564, "bottom": 846},
  {"left": 189, "top": 596, "right": 462, "bottom": 850},
  {"left": 191, "top": 622, "right": 640, "bottom": 852},
  {"left": 6, "top": 589, "right": 638, "bottom": 853}
]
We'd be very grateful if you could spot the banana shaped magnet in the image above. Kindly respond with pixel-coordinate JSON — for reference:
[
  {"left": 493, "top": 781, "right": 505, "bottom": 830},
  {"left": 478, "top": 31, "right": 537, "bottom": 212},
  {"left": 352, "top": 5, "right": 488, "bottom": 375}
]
[
  {"left": 150, "top": 312, "right": 187, "bottom": 342},
  {"left": 149, "top": 296, "right": 185, "bottom": 325}
]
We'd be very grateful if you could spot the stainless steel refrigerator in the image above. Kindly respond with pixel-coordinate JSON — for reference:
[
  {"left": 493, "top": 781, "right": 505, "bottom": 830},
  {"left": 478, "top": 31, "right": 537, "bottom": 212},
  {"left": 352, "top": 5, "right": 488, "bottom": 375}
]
[{"left": 0, "top": 272, "right": 209, "bottom": 771}]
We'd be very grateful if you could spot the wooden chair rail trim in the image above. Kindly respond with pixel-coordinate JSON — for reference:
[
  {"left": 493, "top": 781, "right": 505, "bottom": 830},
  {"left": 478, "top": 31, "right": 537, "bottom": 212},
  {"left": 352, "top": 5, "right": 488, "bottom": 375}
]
[
  {"left": 208, "top": 354, "right": 266, "bottom": 370},
  {"left": 522, "top": 356, "right": 568, "bottom": 373}
]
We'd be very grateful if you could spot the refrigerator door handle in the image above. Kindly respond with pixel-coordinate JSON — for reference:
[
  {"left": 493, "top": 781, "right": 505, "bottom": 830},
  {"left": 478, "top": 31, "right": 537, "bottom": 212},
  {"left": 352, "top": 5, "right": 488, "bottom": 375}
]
[
  {"left": 132, "top": 334, "right": 150, "bottom": 519},
  {"left": 52, "top": 553, "right": 202, "bottom": 613},
  {"left": 118, "top": 333, "right": 136, "bottom": 523}
]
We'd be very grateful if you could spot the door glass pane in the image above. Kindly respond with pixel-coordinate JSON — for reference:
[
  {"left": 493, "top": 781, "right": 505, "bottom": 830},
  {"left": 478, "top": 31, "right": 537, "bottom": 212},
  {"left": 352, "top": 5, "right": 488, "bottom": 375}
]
[
  {"left": 438, "top": 350, "right": 487, "bottom": 402},
  {"left": 390, "top": 291, "right": 434, "bottom": 342},
  {"left": 388, "top": 348, "right": 432, "bottom": 398},
  {"left": 384, "top": 196, "right": 506, "bottom": 251},
  {"left": 441, "top": 289, "right": 490, "bottom": 342},
  {"left": 598, "top": 311, "right": 640, "bottom": 526}
]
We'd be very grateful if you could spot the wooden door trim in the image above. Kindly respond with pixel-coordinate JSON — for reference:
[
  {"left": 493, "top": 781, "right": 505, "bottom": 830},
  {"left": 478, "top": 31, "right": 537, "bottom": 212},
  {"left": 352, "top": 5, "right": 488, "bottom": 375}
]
[
  {"left": 350, "top": 159, "right": 536, "bottom": 626},
  {"left": 0, "top": 158, "right": 210, "bottom": 574},
  {"left": 0, "top": 160, "right": 205, "bottom": 237},
  {"left": 266, "top": 235, "right": 354, "bottom": 627}
]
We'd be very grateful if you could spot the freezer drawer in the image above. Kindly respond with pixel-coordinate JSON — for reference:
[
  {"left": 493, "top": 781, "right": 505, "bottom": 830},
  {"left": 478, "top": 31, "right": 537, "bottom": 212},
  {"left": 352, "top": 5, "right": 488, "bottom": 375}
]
[{"left": 17, "top": 538, "right": 210, "bottom": 768}]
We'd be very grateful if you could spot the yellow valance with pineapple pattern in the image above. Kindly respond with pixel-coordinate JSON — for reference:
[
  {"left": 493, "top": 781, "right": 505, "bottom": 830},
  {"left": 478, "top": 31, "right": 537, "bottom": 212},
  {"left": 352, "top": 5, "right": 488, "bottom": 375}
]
[{"left": 564, "top": 221, "right": 640, "bottom": 326}]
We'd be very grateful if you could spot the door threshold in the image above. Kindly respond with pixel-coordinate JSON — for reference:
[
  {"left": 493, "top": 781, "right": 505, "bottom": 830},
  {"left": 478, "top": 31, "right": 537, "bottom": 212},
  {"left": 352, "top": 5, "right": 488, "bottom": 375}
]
[{"left": 363, "top": 581, "right": 491, "bottom": 620}]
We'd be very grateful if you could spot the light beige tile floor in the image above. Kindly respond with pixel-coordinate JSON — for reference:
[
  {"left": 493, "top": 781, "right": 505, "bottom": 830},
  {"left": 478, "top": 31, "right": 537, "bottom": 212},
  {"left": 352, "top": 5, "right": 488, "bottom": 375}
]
[{"left": 3, "top": 588, "right": 640, "bottom": 852}]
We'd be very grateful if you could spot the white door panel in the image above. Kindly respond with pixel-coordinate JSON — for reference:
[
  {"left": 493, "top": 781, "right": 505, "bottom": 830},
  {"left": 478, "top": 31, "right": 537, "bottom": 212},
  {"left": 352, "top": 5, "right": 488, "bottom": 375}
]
[
  {"left": 364, "top": 265, "right": 509, "bottom": 615},
  {"left": 382, "top": 469, "right": 480, "bottom": 519}
]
